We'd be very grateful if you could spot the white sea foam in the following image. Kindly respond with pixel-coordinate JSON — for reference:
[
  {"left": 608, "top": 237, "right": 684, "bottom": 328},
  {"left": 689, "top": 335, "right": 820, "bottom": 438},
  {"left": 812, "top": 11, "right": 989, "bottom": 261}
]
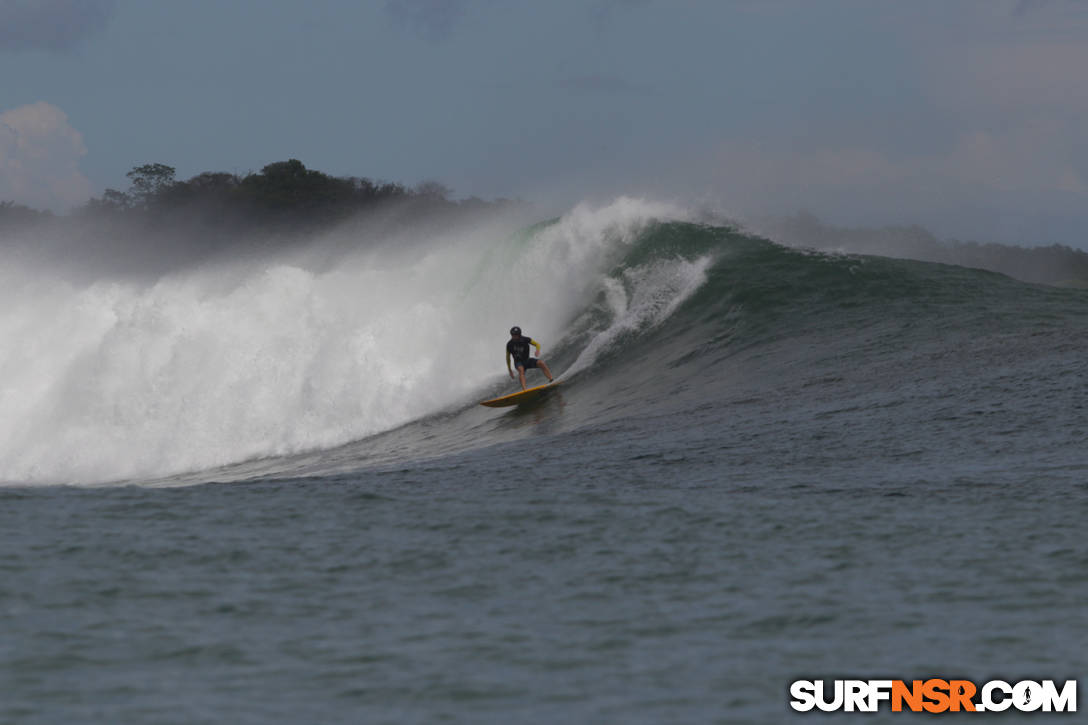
[{"left": 562, "top": 255, "right": 713, "bottom": 378}]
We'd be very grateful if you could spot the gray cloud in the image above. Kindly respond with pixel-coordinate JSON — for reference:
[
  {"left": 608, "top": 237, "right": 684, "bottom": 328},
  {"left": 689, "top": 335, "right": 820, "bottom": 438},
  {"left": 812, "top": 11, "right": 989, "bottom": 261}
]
[
  {"left": 1014, "top": 0, "right": 1043, "bottom": 15},
  {"left": 383, "top": 0, "right": 653, "bottom": 43},
  {"left": 0, "top": 0, "right": 116, "bottom": 53},
  {"left": 384, "top": 0, "right": 469, "bottom": 43},
  {"left": 1013, "top": 0, "right": 1068, "bottom": 17},
  {"left": 558, "top": 73, "right": 653, "bottom": 96},
  {"left": 0, "top": 101, "right": 92, "bottom": 210},
  {"left": 589, "top": 0, "right": 650, "bottom": 34}
]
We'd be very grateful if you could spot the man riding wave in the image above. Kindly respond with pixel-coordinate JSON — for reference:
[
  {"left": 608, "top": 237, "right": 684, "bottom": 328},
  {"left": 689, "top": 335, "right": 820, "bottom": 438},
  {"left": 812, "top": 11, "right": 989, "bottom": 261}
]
[{"left": 506, "top": 326, "right": 555, "bottom": 391}]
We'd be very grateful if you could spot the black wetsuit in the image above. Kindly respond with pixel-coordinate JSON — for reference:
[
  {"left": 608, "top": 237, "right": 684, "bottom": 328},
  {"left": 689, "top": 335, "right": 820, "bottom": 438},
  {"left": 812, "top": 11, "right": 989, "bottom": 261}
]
[{"left": 506, "top": 335, "right": 537, "bottom": 368}]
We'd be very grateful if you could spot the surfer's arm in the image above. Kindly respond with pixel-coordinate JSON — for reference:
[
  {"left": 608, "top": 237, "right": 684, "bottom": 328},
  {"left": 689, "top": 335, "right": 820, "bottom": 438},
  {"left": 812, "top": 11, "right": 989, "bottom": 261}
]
[
  {"left": 531, "top": 338, "right": 541, "bottom": 355},
  {"left": 506, "top": 351, "right": 514, "bottom": 374}
]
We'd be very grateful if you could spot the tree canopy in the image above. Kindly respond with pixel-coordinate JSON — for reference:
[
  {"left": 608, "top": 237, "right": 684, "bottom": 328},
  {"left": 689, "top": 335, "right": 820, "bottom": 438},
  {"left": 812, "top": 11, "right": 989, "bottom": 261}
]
[{"left": 12, "top": 158, "right": 517, "bottom": 233}]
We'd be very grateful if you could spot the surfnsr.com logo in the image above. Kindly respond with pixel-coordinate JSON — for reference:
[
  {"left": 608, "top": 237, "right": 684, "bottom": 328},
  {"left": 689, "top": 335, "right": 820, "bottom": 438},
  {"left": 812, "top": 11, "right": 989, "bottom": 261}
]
[{"left": 789, "top": 679, "right": 1077, "bottom": 713}]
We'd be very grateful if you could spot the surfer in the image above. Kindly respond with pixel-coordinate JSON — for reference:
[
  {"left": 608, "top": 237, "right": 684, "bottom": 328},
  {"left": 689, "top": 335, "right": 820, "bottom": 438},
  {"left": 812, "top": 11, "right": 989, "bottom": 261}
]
[{"left": 506, "top": 326, "right": 554, "bottom": 390}]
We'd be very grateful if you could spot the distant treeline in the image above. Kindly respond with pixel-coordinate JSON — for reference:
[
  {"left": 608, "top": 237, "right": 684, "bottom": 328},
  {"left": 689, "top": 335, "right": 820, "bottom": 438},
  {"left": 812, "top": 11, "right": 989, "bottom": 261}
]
[
  {"left": 5, "top": 169, "right": 1088, "bottom": 286},
  {"left": 756, "top": 212, "right": 1088, "bottom": 288},
  {"left": 0, "top": 159, "right": 521, "bottom": 235}
]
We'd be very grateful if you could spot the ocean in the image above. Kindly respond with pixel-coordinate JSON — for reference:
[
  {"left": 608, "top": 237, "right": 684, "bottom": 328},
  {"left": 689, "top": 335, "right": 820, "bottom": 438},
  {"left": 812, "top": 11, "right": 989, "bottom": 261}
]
[{"left": 2, "top": 199, "right": 1086, "bottom": 723}]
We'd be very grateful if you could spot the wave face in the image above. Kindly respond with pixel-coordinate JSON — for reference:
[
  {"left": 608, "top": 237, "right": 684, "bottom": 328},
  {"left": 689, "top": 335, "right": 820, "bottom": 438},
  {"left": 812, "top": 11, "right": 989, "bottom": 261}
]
[
  {"left": 0, "top": 199, "right": 689, "bottom": 483},
  {"left": 3, "top": 198, "right": 1086, "bottom": 485}
]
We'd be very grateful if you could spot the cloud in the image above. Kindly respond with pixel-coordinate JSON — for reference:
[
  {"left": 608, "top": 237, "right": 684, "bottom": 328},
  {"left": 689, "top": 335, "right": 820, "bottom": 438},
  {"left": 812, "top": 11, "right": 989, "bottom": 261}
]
[
  {"left": 0, "top": 102, "right": 93, "bottom": 211},
  {"left": 589, "top": 0, "right": 650, "bottom": 34},
  {"left": 913, "top": 24, "right": 1088, "bottom": 211},
  {"left": 383, "top": 0, "right": 651, "bottom": 40},
  {"left": 557, "top": 73, "right": 653, "bottom": 96},
  {"left": 384, "top": 0, "right": 469, "bottom": 42},
  {"left": 0, "top": 0, "right": 116, "bottom": 53},
  {"left": 957, "top": 41, "right": 1088, "bottom": 120},
  {"left": 1011, "top": 0, "right": 1083, "bottom": 18},
  {"left": 916, "top": 1, "right": 1088, "bottom": 116},
  {"left": 1014, "top": 0, "right": 1049, "bottom": 17},
  {"left": 715, "top": 126, "right": 1088, "bottom": 202},
  {"left": 689, "top": 2, "right": 1088, "bottom": 243},
  {"left": 706, "top": 121, "right": 1088, "bottom": 243}
]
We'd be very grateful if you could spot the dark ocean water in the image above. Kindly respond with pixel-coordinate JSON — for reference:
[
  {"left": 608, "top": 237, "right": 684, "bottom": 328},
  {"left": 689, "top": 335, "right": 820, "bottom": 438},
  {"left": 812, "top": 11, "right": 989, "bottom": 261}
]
[{"left": 3, "top": 207, "right": 1087, "bottom": 722}]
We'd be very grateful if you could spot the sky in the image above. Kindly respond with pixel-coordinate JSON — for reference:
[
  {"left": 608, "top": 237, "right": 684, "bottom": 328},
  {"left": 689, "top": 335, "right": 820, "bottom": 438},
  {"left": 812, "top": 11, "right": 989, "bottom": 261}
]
[{"left": 1, "top": 0, "right": 1087, "bottom": 247}]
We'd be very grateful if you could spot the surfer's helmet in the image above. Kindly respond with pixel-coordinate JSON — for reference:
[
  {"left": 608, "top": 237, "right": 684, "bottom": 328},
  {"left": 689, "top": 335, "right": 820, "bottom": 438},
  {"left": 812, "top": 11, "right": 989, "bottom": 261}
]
[{"left": 510, "top": 326, "right": 521, "bottom": 336}]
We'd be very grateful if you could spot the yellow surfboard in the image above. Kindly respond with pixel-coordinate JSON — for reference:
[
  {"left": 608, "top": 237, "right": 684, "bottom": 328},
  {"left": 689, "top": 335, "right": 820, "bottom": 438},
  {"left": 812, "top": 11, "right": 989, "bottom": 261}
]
[{"left": 480, "top": 381, "right": 560, "bottom": 408}]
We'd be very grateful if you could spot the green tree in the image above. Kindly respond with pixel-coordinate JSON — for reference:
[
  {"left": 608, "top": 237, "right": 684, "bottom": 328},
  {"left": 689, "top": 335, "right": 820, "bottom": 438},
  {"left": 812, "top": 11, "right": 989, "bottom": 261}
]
[
  {"left": 240, "top": 159, "right": 355, "bottom": 215},
  {"left": 126, "top": 163, "right": 177, "bottom": 206},
  {"left": 413, "top": 180, "right": 451, "bottom": 201}
]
